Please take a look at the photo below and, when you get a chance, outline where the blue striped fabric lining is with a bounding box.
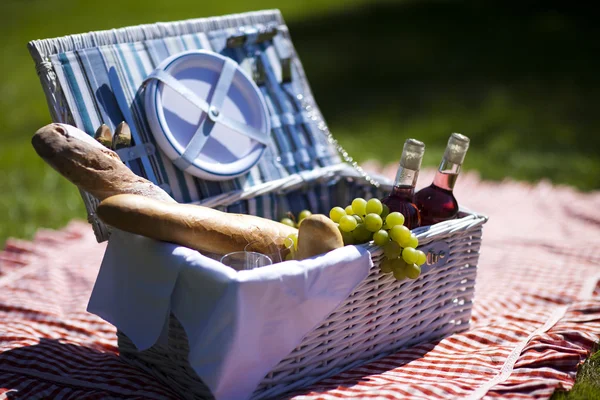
[49,25,345,217]
[211,178,386,221]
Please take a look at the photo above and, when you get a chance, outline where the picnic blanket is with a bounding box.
[1,168,599,399]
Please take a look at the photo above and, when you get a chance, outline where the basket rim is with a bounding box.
[27,9,285,61]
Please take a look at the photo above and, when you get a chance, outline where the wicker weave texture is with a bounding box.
[117,212,485,400]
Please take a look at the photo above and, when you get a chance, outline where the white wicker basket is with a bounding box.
[115,205,485,400]
[28,9,488,399]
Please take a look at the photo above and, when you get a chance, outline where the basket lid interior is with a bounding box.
[40,11,343,204]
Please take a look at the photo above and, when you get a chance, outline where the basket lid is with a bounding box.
[144,50,271,181]
[38,12,343,204]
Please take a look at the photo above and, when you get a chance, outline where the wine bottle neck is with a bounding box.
[394,166,419,189]
[433,158,461,191]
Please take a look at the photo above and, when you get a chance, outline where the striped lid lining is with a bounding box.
[49,27,341,205]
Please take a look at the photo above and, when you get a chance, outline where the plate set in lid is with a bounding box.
[144,50,271,181]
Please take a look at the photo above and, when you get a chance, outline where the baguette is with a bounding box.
[97,194,298,256]
[31,123,174,203]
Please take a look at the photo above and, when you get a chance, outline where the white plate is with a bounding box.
[144,50,270,180]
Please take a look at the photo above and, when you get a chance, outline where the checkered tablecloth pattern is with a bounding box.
[1,169,599,399]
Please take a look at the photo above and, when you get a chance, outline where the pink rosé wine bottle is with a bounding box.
[414,133,470,226]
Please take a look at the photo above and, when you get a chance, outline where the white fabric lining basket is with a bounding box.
[114,204,485,400]
[28,9,488,400]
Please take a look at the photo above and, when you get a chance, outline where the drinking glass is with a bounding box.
[244,236,294,264]
[220,251,272,271]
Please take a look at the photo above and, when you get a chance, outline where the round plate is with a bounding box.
[144,50,270,180]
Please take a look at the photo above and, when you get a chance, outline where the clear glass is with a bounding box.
[394,166,419,189]
[244,236,294,264]
[220,251,273,271]
[433,159,461,190]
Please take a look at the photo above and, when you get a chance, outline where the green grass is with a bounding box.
[1,0,600,246]
[0,141,85,243]
[0,1,598,394]
[551,343,600,400]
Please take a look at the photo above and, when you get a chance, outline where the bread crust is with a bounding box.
[97,194,298,256]
[297,214,344,259]
[31,123,174,203]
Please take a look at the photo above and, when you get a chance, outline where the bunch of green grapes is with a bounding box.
[329,198,427,281]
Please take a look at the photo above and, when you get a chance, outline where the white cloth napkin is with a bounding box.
[88,231,372,400]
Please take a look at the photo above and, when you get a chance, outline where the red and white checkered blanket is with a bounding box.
[1,169,599,399]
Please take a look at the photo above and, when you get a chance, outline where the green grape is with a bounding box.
[340,229,355,245]
[393,269,407,281]
[405,263,421,279]
[373,229,390,246]
[383,240,402,259]
[345,205,354,215]
[380,258,394,273]
[352,214,363,223]
[389,225,411,245]
[329,206,346,223]
[287,232,298,251]
[280,217,296,228]
[415,250,427,266]
[407,234,419,249]
[352,223,372,243]
[391,258,408,280]
[298,209,312,221]
[364,213,383,232]
[385,212,405,228]
[391,257,408,271]
[397,232,414,248]
[402,247,418,264]
[366,198,383,215]
[339,215,358,232]
[381,203,390,219]
[351,198,367,216]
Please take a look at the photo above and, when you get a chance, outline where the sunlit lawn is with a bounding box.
[2,0,599,245]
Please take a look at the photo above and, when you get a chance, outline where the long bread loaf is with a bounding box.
[97,194,298,256]
[31,123,174,203]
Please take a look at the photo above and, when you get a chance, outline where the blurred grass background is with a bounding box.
[1,0,599,246]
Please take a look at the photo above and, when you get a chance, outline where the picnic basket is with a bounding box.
[28,9,488,399]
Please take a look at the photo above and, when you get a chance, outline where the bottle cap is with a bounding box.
[400,138,425,170]
[443,133,470,165]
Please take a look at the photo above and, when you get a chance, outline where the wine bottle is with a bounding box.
[414,133,470,226]
[381,139,425,229]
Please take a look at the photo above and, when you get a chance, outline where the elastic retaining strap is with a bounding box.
[116,143,155,163]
